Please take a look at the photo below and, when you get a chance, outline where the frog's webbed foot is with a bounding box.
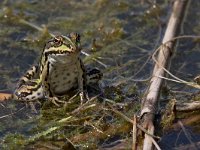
[79,91,89,105]
[49,97,65,107]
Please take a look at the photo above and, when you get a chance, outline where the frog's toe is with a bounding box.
[50,97,65,107]
[79,91,89,105]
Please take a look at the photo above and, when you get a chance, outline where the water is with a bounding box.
[0,0,200,149]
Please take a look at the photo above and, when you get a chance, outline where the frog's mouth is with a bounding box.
[45,49,73,55]
[44,47,78,57]
[44,48,79,60]
[48,52,78,64]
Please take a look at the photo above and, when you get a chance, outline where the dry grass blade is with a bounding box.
[71,95,99,114]
[178,121,197,149]
[132,115,137,150]
[0,106,25,119]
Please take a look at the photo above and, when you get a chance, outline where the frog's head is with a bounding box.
[44,33,81,55]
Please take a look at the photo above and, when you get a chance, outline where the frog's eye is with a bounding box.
[53,36,63,47]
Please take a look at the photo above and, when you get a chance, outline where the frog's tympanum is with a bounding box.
[14,33,102,106]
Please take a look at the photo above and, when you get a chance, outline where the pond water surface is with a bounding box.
[0,0,200,149]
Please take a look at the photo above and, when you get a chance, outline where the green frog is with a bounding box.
[14,33,102,106]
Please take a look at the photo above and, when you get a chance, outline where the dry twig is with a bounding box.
[132,115,137,150]
[140,0,190,149]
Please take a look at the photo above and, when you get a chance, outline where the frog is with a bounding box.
[14,33,103,106]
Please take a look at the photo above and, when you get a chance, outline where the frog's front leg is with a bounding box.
[43,83,65,106]
[78,59,89,105]
[43,83,67,106]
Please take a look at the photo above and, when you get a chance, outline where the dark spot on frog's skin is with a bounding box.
[66,73,70,76]
[54,85,58,89]
[67,81,71,84]
[63,76,67,80]
[26,98,29,100]
[74,70,77,73]
[24,73,33,80]
[26,81,37,86]
[37,92,41,96]
[62,83,66,87]
[54,74,58,78]
[31,96,36,99]
[52,81,56,85]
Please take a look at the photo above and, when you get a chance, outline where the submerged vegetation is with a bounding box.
[0,0,200,149]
